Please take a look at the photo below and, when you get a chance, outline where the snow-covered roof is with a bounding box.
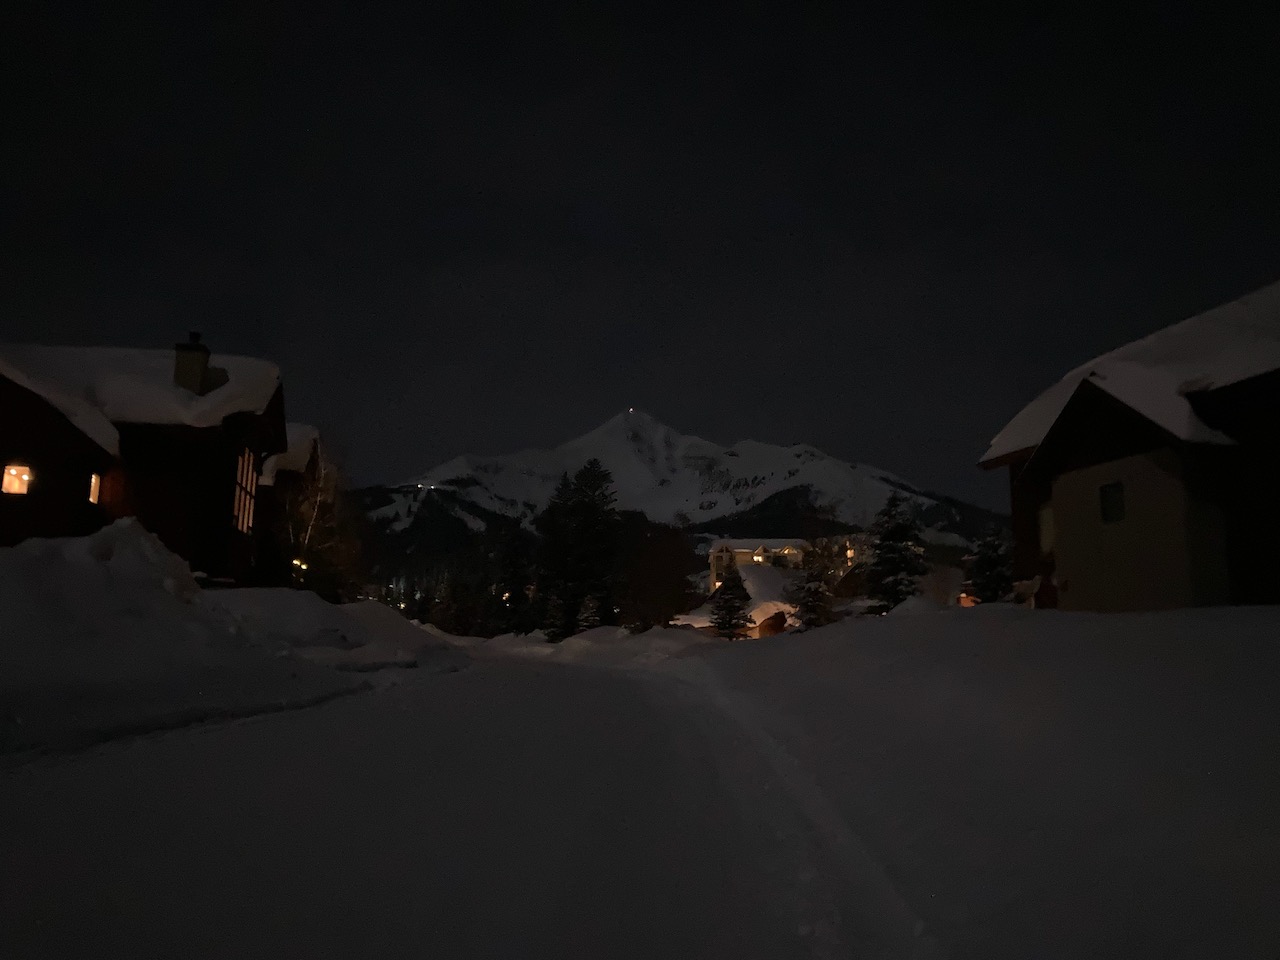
[711,538,809,553]
[260,423,320,486]
[0,353,120,455]
[0,344,281,436]
[981,280,1280,464]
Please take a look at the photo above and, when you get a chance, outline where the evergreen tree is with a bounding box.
[532,460,621,639]
[865,492,929,613]
[969,527,1013,603]
[710,564,754,638]
[785,566,834,630]
[577,594,603,630]
[542,592,571,641]
[569,458,620,621]
[535,474,578,639]
[614,514,700,632]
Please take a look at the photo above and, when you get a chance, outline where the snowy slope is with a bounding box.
[368,409,974,539]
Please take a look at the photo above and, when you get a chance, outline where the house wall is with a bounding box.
[1188,370,1280,604]
[709,546,805,587]
[117,423,258,582]
[0,376,120,546]
[1006,457,1052,589]
[1222,444,1280,604]
[1050,447,1229,611]
[1007,383,1190,610]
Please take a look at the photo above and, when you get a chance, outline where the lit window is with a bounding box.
[233,448,257,533]
[89,473,101,504]
[3,464,32,495]
[752,554,764,563]
[1038,504,1056,556]
[1100,482,1125,524]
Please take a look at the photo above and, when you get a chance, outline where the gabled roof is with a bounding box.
[261,422,320,486]
[0,353,120,455]
[981,280,1280,465]
[712,538,810,552]
[0,344,281,440]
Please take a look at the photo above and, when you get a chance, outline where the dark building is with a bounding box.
[980,281,1280,611]
[0,356,125,543]
[0,336,287,583]
[255,421,321,584]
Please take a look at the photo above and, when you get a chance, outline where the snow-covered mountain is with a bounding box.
[363,410,995,545]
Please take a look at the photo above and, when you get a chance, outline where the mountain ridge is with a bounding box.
[361,409,1002,545]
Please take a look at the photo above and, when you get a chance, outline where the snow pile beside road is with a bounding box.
[0,521,459,754]
[431,624,716,667]
[689,604,1280,957]
[209,590,465,673]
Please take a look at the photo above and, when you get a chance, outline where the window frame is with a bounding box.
[3,464,33,495]
[1099,481,1126,524]
[233,448,257,533]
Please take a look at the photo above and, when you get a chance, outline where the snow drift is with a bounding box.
[0,521,462,754]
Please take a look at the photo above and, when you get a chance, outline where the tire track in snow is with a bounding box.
[647,659,945,960]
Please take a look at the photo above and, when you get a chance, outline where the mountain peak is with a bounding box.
[561,408,685,451]
[378,412,995,544]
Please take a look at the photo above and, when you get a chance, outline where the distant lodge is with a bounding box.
[0,334,319,585]
[981,280,1280,611]
[709,536,868,591]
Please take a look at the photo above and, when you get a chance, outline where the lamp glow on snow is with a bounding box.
[3,464,32,494]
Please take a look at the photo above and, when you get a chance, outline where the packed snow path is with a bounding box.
[1,661,882,960]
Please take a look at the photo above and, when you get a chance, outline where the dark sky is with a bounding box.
[5,4,1278,509]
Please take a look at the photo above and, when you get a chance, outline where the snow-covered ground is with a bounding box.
[4,563,1279,956]
[359,607,1280,956]
[0,521,461,754]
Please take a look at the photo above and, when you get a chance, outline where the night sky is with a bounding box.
[5,4,1278,508]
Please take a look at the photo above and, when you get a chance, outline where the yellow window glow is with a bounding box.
[89,473,101,504]
[3,464,32,495]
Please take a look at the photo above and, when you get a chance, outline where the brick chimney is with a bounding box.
[174,331,210,395]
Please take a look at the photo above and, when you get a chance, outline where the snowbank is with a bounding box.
[431,624,717,668]
[210,589,466,673]
[0,521,461,754]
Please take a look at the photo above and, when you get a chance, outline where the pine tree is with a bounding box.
[577,594,603,630]
[865,492,929,613]
[532,460,621,638]
[969,527,1013,603]
[535,474,578,639]
[785,566,834,630]
[614,515,699,632]
[542,592,571,642]
[710,564,754,638]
